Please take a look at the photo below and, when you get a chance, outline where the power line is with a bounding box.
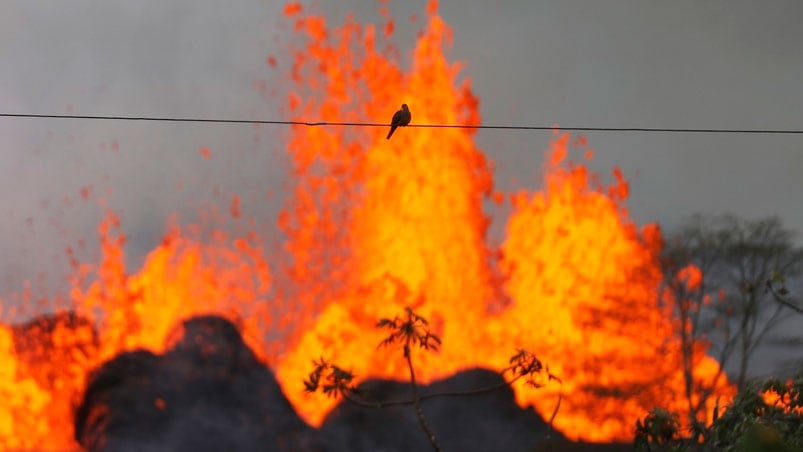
[1,112,802,134]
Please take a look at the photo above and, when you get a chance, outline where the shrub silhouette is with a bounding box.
[634,376,803,451]
[304,306,561,451]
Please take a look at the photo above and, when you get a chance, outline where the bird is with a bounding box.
[386,104,411,140]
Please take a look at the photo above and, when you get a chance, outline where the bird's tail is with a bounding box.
[386,126,397,140]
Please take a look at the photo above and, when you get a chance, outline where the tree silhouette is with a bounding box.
[662,214,803,430]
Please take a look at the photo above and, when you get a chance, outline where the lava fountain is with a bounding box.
[275,0,734,440]
[0,1,733,449]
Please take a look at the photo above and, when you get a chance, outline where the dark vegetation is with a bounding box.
[634,376,802,451]
[637,214,803,451]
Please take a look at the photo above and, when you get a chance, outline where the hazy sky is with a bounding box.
[1,1,801,369]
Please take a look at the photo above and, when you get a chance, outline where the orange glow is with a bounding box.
[677,264,703,291]
[0,1,735,449]
[274,0,733,441]
[0,211,282,450]
[0,324,63,450]
[762,381,803,415]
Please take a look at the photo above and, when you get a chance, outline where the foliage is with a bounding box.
[634,376,803,451]
[661,214,803,430]
[507,348,562,389]
[303,358,356,399]
[634,408,682,449]
[377,306,442,356]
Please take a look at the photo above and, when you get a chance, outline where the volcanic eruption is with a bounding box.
[0,1,734,450]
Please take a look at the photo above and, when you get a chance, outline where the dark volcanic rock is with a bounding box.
[74,315,318,452]
[319,368,565,452]
[72,315,630,452]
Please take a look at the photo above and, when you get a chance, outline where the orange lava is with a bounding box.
[762,380,803,415]
[0,1,734,449]
[275,0,733,441]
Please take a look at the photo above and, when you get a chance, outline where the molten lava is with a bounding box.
[0,1,734,449]
[275,0,733,440]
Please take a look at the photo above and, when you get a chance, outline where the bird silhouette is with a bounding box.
[386,104,411,140]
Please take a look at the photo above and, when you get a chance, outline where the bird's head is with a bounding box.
[401,103,409,111]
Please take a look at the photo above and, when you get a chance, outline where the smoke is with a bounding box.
[0,1,289,307]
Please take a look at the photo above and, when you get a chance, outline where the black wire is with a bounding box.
[1,113,802,134]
